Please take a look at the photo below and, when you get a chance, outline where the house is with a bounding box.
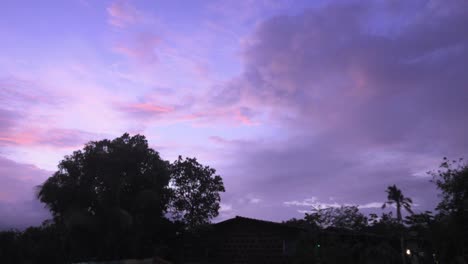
[181,216,305,264]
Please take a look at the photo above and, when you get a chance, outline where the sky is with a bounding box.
[1,0,468,229]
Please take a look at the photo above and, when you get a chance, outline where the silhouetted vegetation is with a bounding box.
[0,135,466,264]
[0,134,224,263]
[284,158,468,264]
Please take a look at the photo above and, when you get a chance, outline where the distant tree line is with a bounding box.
[0,134,225,263]
[284,157,468,264]
[0,132,466,263]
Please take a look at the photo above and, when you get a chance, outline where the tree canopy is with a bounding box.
[429,157,468,215]
[169,156,225,229]
[428,158,468,262]
[38,134,171,221]
[304,205,368,231]
[382,185,413,223]
[35,133,225,261]
[3,147,467,263]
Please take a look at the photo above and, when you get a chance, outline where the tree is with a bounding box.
[382,185,413,264]
[430,157,468,215]
[169,156,225,229]
[36,133,226,261]
[428,157,468,263]
[304,205,368,231]
[37,133,172,260]
[382,185,413,223]
[368,212,400,238]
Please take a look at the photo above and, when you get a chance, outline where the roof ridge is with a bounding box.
[215,215,305,230]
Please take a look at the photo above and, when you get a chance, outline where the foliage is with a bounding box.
[0,221,67,263]
[382,185,413,222]
[3,150,468,263]
[283,217,319,230]
[37,133,172,260]
[382,185,414,264]
[38,133,171,220]
[32,133,224,261]
[304,205,368,231]
[429,157,468,215]
[367,212,400,237]
[169,156,225,229]
[428,157,468,263]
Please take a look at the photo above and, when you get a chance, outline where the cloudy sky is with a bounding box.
[1,0,467,229]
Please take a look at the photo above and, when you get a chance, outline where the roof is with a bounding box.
[214,215,305,232]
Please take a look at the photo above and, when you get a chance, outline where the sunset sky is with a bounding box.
[1,0,467,229]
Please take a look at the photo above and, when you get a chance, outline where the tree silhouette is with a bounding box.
[382,185,413,223]
[37,133,171,259]
[382,185,413,264]
[304,205,368,231]
[428,157,468,262]
[35,133,225,261]
[169,156,225,229]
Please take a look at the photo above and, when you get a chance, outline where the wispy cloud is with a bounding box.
[107,0,143,28]
[112,33,160,64]
[284,197,383,210]
[0,128,106,149]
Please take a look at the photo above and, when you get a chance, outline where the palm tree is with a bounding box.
[382,185,413,264]
[382,185,413,223]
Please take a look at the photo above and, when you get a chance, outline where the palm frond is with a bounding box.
[403,204,413,215]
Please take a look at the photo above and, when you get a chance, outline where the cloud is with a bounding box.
[112,33,160,65]
[0,108,22,138]
[217,203,236,221]
[284,197,383,210]
[0,127,106,149]
[359,202,384,209]
[0,77,59,108]
[107,0,143,28]
[116,93,259,127]
[0,156,52,229]
[1,76,112,149]
[118,102,174,118]
[2,0,467,226]
[205,0,467,221]
[234,107,258,126]
[219,203,233,213]
[249,197,262,204]
[0,77,94,149]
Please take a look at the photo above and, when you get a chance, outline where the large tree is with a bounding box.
[37,133,171,259]
[36,133,225,261]
[429,158,468,263]
[38,134,171,220]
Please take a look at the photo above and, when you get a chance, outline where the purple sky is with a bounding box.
[1,0,468,229]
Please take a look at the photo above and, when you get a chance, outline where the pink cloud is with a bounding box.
[116,93,258,127]
[209,136,229,144]
[234,107,257,126]
[0,127,105,149]
[107,0,141,28]
[113,33,160,64]
[119,102,174,115]
[0,135,36,145]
